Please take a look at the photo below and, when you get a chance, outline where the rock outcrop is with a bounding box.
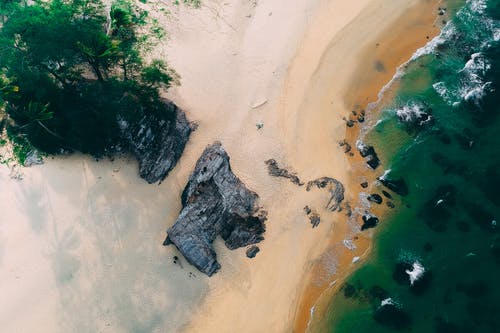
[377,175,409,196]
[361,214,379,230]
[306,177,345,212]
[246,246,260,258]
[265,159,304,186]
[368,193,383,204]
[120,101,192,184]
[357,141,380,169]
[164,142,267,276]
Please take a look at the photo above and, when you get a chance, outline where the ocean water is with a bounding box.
[322,0,500,332]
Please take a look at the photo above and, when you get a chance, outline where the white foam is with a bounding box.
[343,239,357,251]
[379,169,392,180]
[405,261,425,285]
[381,298,395,307]
[395,102,431,125]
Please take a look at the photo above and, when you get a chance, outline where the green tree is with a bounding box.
[0,0,178,157]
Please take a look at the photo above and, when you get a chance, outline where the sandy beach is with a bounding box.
[0,0,441,332]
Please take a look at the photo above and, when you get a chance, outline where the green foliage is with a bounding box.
[183,0,201,8]
[0,0,179,159]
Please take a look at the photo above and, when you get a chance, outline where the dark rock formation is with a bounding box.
[373,302,412,330]
[377,175,409,196]
[309,212,321,228]
[304,206,321,228]
[306,177,345,212]
[120,101,192,183]
[265,159,304,186]
[368,193,383,204]
[357,111,365,123]
[361,214,379,230]
[339,140,352,154]
[382,190,393,199]
[246,246,260,258]
[357,142,380,169]
[164,142,267,276]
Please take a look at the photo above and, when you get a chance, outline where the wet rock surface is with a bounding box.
[368,193,383,204]
[361,214,379,231]
[304,206,321,228]
[164,142,267,276]
[246,245,260,258]
[121,101,192,183]
[265,159,304,186]
[306,177,345,212]
[357,142,380,169]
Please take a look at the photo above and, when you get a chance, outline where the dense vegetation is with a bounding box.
[0,0,178,163]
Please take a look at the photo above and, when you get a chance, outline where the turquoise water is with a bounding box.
[323,0,500,332]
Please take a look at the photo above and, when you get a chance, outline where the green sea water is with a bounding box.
[321,0,500,332]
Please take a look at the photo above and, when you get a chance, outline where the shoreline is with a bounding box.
[0,1,444,332]
[296,1,444,332]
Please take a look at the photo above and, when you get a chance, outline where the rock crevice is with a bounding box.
[164,142,266,276]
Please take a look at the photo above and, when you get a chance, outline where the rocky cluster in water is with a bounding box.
[164,142,267,276]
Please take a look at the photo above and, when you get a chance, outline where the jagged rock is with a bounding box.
[357,141,380,169]
[339,140,352,154]
[120,101,192,183]
[361,214,379,230]
[265,159,304,186]
[306,177,345,212]
[377,175,409,196]
[23,150,43,167]
[246,245,260,258]
[368,193,383,204]
[309,212,321,228]
[164,142,267,276]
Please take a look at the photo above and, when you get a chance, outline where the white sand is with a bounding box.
[0,0,435,332]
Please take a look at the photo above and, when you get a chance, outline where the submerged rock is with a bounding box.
[164,142,267,276]
[309,212,321,228]
[306,177,345,212]
[373,301,412,330]
[357,141,380,169]
[265,159,304,186]
[120,101,192,183]
[377,174,409,196]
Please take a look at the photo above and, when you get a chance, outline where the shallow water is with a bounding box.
[322,0,500,332]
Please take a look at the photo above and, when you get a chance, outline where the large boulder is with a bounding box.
[164,142,267,276]
[120,101,193,183]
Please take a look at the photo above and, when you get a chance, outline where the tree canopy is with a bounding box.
[0,0,178,161]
